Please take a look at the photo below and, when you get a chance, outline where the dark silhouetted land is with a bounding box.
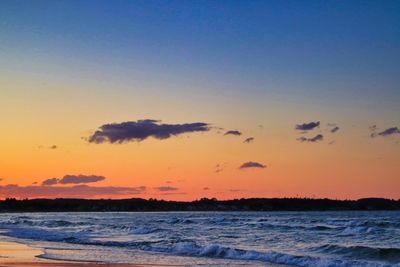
[0,197,399,212]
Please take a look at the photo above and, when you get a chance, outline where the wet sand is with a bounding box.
[0,240,166,267]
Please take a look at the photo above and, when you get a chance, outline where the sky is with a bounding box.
[0,0,399,200]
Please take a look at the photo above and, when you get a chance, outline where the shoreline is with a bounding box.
[0,239,168,267]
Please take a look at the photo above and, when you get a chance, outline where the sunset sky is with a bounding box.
[1,1,399,200]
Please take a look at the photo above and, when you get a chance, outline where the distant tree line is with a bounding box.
[0,197,399,212]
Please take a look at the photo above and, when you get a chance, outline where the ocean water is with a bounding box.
[0,211,399,266]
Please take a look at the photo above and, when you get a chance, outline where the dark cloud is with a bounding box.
[330,126,340,133]
[87,119,210,144]
[0,184,146,199]
[41,175,106,186]
[203,187,210,191]
[243,137,254,143]
[42,178,59,186]
[224,130,242,136]
[297,134,324,143]
[295,121,320,131]
[59,175,105,184]
[50,145,58,149]
[372,127,400,138]
[154,186,179,192]
[239,161,266,169]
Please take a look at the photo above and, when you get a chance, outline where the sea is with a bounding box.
[0,211,399,266]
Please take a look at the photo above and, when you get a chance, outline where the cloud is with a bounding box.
[0,184,146,199]
[372,127,400,138]
[229,189,243,192]
[297,134,324,143]
[59,175,105,184]
[295,121,320,131]
[41,175,106,186]
[203,187,210,191]
[330,126,340,133]
[42,178,59,186]
[224,130,242,136]
[39,145,58,150]
[239,161,266,169]
[87,119,210,144]
[154,186,179,192]
[214,163,226,173]
[243,137,254,143]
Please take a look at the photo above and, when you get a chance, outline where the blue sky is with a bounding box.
[0,1,399,199]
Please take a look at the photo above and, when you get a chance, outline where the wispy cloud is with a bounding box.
[243,137,254,143]
[224,130,242,136]
[154,186,179,192]
[214,163,226,173]
[239,161,266,169]
[297,134,324,143]
[42,178,59,186]
[0,184,146,199]
[39,145,58,150]
[371,127,400,138]
[330,126,340,133]
[87,119,210,144]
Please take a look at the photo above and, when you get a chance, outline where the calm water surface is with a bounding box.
[0,211,399,266]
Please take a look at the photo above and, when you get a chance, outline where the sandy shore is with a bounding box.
[0,240,167,267]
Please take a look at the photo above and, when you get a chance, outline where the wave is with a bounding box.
[1,212,400,267]
[316,244,400,263]
[2,218,88,228]
[171,243,395,267]
[1,225,396,267]
[130,227,159,235]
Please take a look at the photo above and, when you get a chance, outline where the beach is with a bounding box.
[0,240,161,267]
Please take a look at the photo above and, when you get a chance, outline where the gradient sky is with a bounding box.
[1,0,399,200]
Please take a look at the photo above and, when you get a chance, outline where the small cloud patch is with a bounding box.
[330,126,340,133]
[154,186,179,192]
[243,137,254,143]
[224,130,242,136]
[371,127,400,138]
[239,161,266,169]
[297,134,324,143]
[42,178,59,186]
[295,121,320,131]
